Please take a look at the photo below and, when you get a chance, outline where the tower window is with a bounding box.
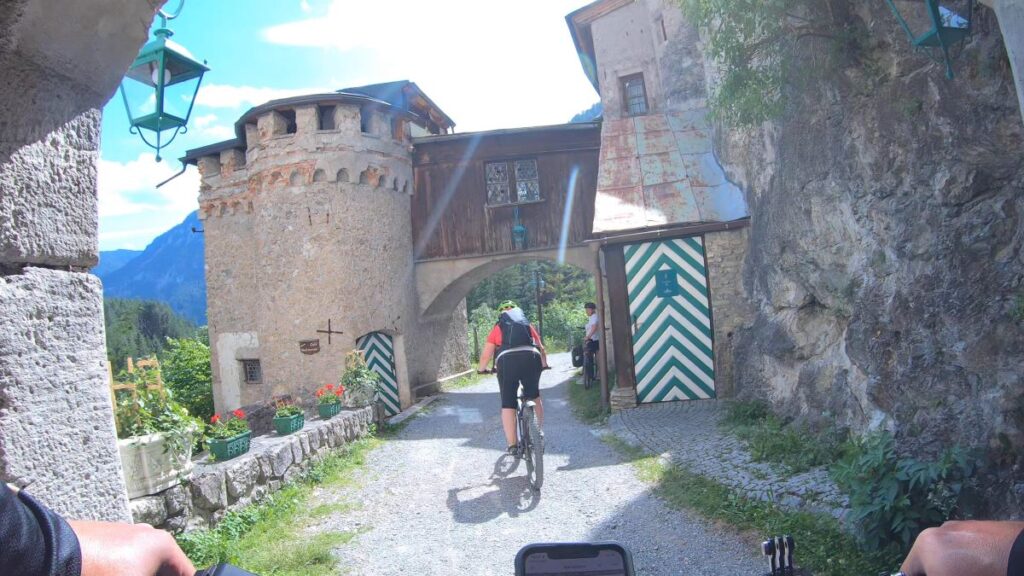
[241,359,262,385]
[318,105,336,130]
[622,74,648,116]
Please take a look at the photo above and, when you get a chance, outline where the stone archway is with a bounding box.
[414,245,597,321]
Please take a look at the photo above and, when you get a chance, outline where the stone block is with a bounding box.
[190,471,227,511]
[0,268,129,521]
[299,434,311,458]
[130,496,167,526]
[308,429,321,451]
[164,514,188,533]
[0,110,100,267]
[225,457,260,500]
[163,484,190,516]
[290,438,303,463]
[256,453,273,483]
[268,480,282,492]
[268,442,294,478]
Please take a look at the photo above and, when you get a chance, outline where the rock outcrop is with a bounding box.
[718,4,1023,513]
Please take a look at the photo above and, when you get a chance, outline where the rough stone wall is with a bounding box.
[0,0,163,522]
[406,300,471,397]
[713,5,1024,511]
[129,407,373,532]
[200,101,432,415]
[705,228,754,398]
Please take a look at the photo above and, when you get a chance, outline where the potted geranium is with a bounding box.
[340,350,382,408]
[316,383,345,419]
[115,379,201,499]
[272,400,304,435]
[206,409,251,461]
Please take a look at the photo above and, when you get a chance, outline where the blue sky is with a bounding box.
[99,0,600,251]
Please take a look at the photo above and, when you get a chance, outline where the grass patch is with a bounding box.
[177,436,380,574]
[603,436,901,576]
[441,372,486,392]
[568,377,609,425]
[721,400,848,474]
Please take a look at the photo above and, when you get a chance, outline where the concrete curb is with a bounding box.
[386,394,440,426]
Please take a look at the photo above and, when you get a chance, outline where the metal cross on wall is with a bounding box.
[316,319,344,344]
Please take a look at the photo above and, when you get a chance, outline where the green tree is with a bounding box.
[104,298,195,371]
[161,335,214,422]
[679,0,849,126]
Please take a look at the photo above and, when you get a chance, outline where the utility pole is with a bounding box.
[534,268,544,341]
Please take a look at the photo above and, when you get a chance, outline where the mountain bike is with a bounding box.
[515,390,544,491]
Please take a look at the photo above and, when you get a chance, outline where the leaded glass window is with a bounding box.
[486,159,541,206]
[486,161,510,205]
[622,74,648,116]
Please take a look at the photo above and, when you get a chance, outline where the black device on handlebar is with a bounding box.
[195,565,258,576]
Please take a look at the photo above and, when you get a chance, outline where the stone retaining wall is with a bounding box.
[128,407,373,532]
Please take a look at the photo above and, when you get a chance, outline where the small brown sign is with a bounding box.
[299,339,321,355]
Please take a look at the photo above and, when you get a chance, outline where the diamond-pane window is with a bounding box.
[242,359,262,385]
[486,159,541,206]
[622,74,648,116]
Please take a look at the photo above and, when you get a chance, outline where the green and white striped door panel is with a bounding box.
[624,236,716,403]
[356,332,400,416]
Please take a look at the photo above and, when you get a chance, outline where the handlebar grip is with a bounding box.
[195,565,259,576]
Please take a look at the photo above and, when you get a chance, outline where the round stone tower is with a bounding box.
[188,83,458,417]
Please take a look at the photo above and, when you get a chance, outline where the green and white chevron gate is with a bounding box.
[356,332,400,416]
[625,236,716,403]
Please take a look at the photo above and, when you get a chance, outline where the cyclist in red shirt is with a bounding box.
[477,301,549,454]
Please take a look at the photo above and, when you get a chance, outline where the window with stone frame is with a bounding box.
[485,159,541,206]
[241,359,262,385]
[621,73,649,116]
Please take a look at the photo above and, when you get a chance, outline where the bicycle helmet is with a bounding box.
[497,300,518,312]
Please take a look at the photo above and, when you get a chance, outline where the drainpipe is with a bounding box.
[982,0,1024,126]
[595,246,610,411]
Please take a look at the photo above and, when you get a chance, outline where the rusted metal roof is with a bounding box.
[592,109,748,234]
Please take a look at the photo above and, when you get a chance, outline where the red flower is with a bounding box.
[316,389,324,397]
[326,383,334,390]
[232,409,245,419]
[211,414,221,424]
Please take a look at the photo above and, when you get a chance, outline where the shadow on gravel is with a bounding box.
[445,454,541,524]
[392,378,628,473]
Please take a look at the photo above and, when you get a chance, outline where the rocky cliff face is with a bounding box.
[717,5,1024,511]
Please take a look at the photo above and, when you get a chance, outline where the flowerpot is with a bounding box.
[273,413,304,435]
[318,402,342,419]
[118,428,196,499]
[207,431,251,462]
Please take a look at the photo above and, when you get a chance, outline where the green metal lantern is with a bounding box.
[512,207,528,250]
[884,0,974,79]
[119,1,208,161]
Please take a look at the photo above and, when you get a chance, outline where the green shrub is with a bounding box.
[722,400,847,473]
[162,335,214,422]
[832,431,976,551]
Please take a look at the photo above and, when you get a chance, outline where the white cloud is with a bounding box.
[300,0,312,14]
[259,1,599,132]
[98,153,201,249]
[195,83,332,109]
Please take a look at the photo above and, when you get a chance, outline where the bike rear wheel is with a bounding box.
[523,404,544,490]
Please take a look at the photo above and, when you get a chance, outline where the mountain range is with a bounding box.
[96,211,207,325]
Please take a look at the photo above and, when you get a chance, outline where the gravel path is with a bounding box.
[310,352,765,575]
[610,401,847,518]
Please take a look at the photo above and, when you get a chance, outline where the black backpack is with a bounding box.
[497,307,534,352]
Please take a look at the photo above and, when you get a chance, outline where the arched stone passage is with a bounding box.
[414,245,596,321]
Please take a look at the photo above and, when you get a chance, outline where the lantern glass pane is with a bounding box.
[121,76,158,121]
[162,75,201,124]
